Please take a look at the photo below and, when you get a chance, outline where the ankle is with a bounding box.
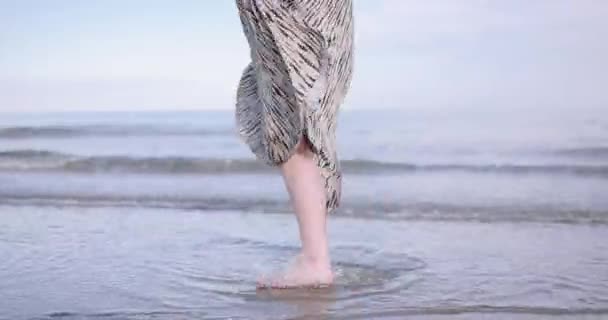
[299,250,331,267]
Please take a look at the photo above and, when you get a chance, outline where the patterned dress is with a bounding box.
[235,0,354,213]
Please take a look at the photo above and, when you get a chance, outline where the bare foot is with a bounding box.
[257,254,334,289]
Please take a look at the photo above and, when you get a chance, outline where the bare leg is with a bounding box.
[257,137,333,288]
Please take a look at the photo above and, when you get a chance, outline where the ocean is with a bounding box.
[1,107,607,319]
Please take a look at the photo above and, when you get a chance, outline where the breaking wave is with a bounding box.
[0,125,231,139]
[1,149,608,177]
[1,192,607,225]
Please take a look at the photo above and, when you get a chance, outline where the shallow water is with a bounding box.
[1,108,607,319]
[1,207,608,320]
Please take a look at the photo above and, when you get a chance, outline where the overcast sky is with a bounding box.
[1,0,607,113]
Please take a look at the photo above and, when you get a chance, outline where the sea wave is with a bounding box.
[1,193,607,225]
[0,125,231,138]
[1,149,608,177]
[552,146,608,159]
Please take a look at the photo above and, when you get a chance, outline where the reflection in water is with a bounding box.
[256,287,338,320]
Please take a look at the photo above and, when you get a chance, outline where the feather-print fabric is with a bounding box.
[235,0,354,213]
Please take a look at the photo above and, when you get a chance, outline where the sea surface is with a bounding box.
[1,107,607,319]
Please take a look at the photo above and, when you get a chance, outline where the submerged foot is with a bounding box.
[257,253,334,289]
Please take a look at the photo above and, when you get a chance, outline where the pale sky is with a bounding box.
[1,0,607,112]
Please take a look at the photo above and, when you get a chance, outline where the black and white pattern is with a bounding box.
[235,0,354,213]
